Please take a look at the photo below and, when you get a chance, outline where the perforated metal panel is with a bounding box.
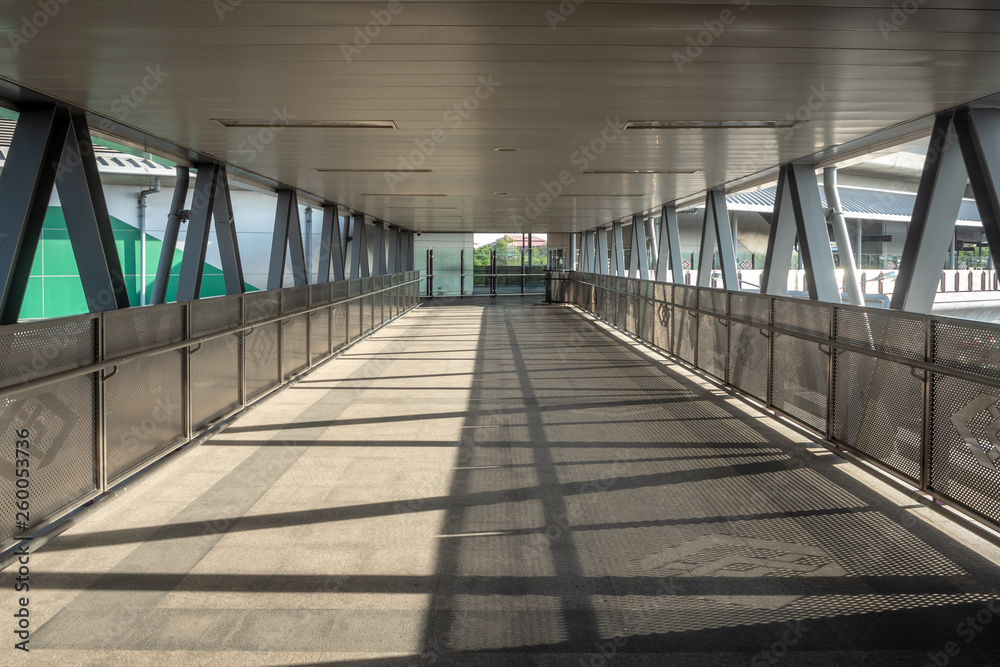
[104,303,185,358]
[310,283,331,308]
[244,290,280,325]
[331,281,349,304]
[373,290,384,327]
[932,319,1000,383]
[772,334,829,432]
[834,352,922,482]
[728,323,769,402]
[190,296,241,337]
[698,312,728,381]
[349,299,362,343]
[190,334,240,430]
[362,296,373,335]
[0,315,97,387]
[0,375,98,543]
[282,315,309,379]
[245,322,280,399]
[698,288,727,316]
[674,307,697,365]
[331,303,349,351]
[105,352,185,483]
[282,285,310,315]
[653,300,672,355]
[930,373,1000,526]
[310,308,331,363]
[638,293,655,344]
[729,293,770,326]
[836,307,924,361]
[675,284,697,310]
[773,298,830,339]
[624,280,638,334]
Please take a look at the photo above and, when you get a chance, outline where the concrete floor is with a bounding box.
[5,298,1000,666]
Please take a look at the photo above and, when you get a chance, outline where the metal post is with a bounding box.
[490,248,497,296]
[824,167,864,306]
[570,233,578,271]
[629,213,649,279]
[427,248,434,297]
[212,167,246,295]
[596,228,610,275]
[152,167,190,304]
[521,234,526,294]
[611,221,625,277]
[460,249,465,296]
[177,164,221,301]
[305,207,313,279]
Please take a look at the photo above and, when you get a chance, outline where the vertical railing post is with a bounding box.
[98,312,108,493]
[184,302,193,440]
[460,249,465,297]
[922,314,933,492]
[239,296,247,407]
[826,302,836,441]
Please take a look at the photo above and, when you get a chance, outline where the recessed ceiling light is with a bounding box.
[360,193,448,197]
[316,168,430,173]
[494,147,519,152]
[580,169,702,175]
[558,194,647,198]
[494,192,510,195]
[386,206,457,210]
[623,120,805,130]
[212,119,398,129]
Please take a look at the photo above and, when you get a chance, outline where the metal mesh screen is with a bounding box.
[773,299,830,339]
[836,308,924,362]
[282,285,310,315]
[105,352,185,483]
[310,308,331,363]
[728,323,769,402]
[675,284,697,309]
[331,281,349,304]
[638,294,655,344]
[772,333,829,432]
[332,303,349,351]
[244,290,280,325]
[698,288,727,316]
[245,322,280,400]
[190,335,240,430]
[833,352,922,482]
[0,375,98,543]
[310,283,331,308]
[674,307,697,365]
[929,373,1000,526]
[932,319,1000,383]
[0,316,97,387]
[362,296,373,335]
[190,296,241,337]
[283,315,309,379]
[349,299,362,343]
[730,293,770,326]
[698,313,728,381]
[104,304,185,358]
[374,290,384,327]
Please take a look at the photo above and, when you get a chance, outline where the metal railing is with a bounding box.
[0,271,422,552]
[560,271,1000,534]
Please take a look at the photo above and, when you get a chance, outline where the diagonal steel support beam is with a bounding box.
[267,189,308,290]
[891,114,967,313]
[611,221,625,277]
[387,225,400,274]
[596,228,610,275]
[372,221,387,276]
[0,106,71,323]
[57,113,131,312]
[761,165,797,296]
[697,190,738,288]
[628,213,649,279]
[956,108,1000,279]
[318,204,339,282]
[176,164,221,301]
[212,166,245,295]
[655,205,684,283]
[350,213,371,279]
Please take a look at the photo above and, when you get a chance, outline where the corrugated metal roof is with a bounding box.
[726,185,982,224]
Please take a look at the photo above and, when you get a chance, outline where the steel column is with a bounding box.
[786,164,839,302]
[628,213,649,279]
[318,204,337,282]
[350,213,371,279]
[387,225,400,274]
[891,115,967,313]
[611,221,626,277]
[761,165,798,296]
[152,166,189,304]
[176,164,221,301]
[57,113,131,311]
[645,215,658,272]
[212,166,245,295]
[0,106,71,323]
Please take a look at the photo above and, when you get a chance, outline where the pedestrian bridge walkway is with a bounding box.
[5,298,1000,666]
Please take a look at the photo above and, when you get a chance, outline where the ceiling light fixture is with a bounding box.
[212,119,398,129]
[558,194,647,198]
[580,169,702,175]
[623,120,805,130]
[360,193,448,197]
[493,147,519,152]
[316,168,430,173]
